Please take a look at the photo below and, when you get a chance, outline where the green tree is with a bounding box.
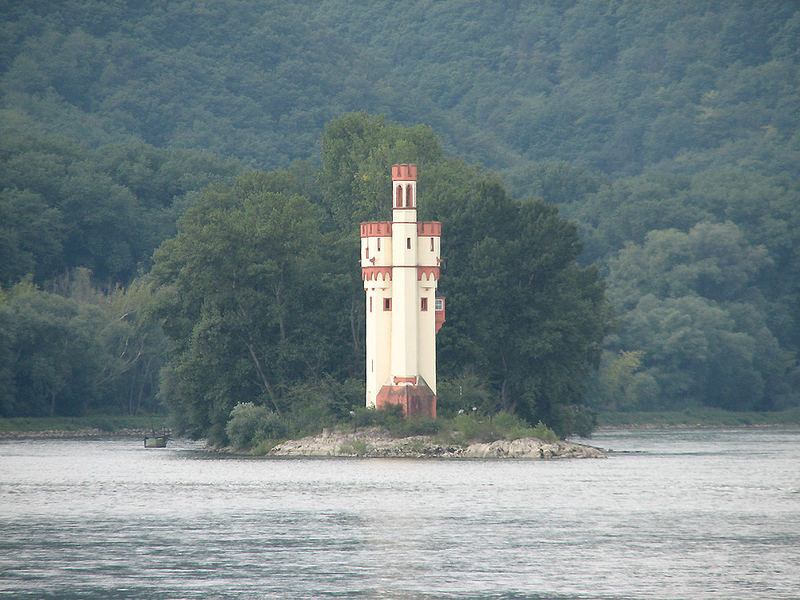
[424,163,611,436]
[150,173,342,441]
[0,280,103,417]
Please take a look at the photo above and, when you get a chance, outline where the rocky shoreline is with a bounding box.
[267,427,605,459]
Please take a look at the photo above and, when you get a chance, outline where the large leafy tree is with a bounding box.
[422,163,610,435]
[150,173,348,441]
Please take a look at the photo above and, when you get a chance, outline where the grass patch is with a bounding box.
[251,438,281,456]
[339,439,369,456]
[445,412,558,443]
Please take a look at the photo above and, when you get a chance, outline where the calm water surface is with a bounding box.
[1,428,798,599]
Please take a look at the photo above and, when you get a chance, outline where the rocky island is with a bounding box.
[268,427,604,459]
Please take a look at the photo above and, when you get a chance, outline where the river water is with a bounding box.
[1,428,798,599]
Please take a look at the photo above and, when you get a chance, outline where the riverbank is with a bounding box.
[0,415,169,439]
[266,426,605,459]
[595,407,800,429]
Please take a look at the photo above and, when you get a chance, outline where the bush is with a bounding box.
[447,411,559,443]
[529,421,559,442]
[449,413,498,443]
[225,402,288,450]
[351,404,404,430]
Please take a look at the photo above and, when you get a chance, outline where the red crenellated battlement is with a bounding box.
[360,221,392,237]
[418,221,441,236]
[392,164,417,181]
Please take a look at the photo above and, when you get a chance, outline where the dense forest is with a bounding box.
[1,1,798,438]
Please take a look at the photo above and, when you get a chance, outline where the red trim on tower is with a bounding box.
[376,383,436,419]
[361,222,392,237]
[417,266,440,281]
[362,266,392,281]
[417,222,441,236]
[392,164,418,181]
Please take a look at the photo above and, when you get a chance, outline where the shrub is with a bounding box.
[447,411,559,443]
[351,404,404,430]
[449,413,498,443]
[225,402,288,450]
[395,417,442,437]
[529,421,559,442]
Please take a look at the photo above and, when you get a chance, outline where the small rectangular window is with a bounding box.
[435,298,444,311]
[430,238,434,251]
[384,298,391,311]
[421,298,428,311]
[370,296,373,312]
[377,238,381,251]
[407,237,411,250]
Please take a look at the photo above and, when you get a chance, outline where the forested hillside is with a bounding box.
[3,2,797,174]
[1,1,798,431]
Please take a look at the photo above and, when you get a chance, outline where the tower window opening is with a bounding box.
[421,297,428,311]
[370,296,373,312]
[395,185,402,207]
[407,237,411,249]
[384,298,392,311]
[430,238,434,251]
[435,298,444,311]
[377,238,381,251]
[406,184,413,207]
[365,246,369,259]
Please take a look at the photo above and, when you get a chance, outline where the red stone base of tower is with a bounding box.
[376,381,437,419]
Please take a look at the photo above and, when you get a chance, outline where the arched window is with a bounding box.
[406,184,413,207]
[395,185,402,207]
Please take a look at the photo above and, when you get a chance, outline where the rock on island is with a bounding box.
[268,427,604,459]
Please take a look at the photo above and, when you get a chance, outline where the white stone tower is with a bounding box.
[360,164,444,418]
